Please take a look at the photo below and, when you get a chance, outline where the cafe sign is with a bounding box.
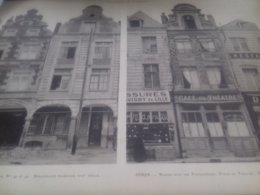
[175,94,241,103]
[127,90,171,103]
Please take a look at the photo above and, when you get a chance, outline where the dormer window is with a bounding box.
[183,15,197,29]
[130,20,142,27]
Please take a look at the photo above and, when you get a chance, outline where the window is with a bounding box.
[0,50,4,59]
[129,20,142,27]
[58,42,77,63]
[142,37,157,53]
[224,112,250,137]
[127,111,168,124]
[182,112,205,137]
[3,28,17,37]
[206,112,224,137]
[26,28,40,36]
[200,40,215,52]
[242,68,260,90]
[183,15,197,29]
[19,43,41,60]
[93,42,112,65]
[176,40,192,53]
[50,69,71,91]
[206,67,226,88]
[230,37,249,51]
[7,70,32,91]
[144,64,160,89]
[182,68,200,89]
[89,69,109,91]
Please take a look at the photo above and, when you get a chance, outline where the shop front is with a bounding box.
[175,93,259,158]
[244,93,260,145]
[127,90,177,161]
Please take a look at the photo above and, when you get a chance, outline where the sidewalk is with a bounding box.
[0,147,116,165]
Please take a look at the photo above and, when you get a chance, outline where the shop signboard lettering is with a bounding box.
[245,95,260,104]
[175,94,240,102]
[127,90,170,103]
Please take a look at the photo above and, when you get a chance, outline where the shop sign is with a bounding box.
[175,94,240,103]
[127,90,171,103]
[245,94,260,105]
[229,53,260,59]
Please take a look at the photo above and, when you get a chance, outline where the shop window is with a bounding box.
[142,37,157,54]
[182,68,200,89]
[206,112,224,137]
[93,42,112,65]
[182,112,205,137]
[160,111,168,122]
[176,40,192,53]
[242,68,260,91]
[200,40,215,52]
[224,112,250,137]
[19,43,41,60]
[183,15,197,29]
[30,113,69,135]
[143,64,160,89]
[7,70,32,91]
[230,37,249,51]
[129,20,142,27]
[142,112,151,123]
[132,112,140,123]
[152,112,159,123]
[50,69,71,91]
[89,68,109,91]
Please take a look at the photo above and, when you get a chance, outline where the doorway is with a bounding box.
[88,111,103,146]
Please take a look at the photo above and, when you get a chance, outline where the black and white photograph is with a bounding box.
[0,0,121,164]
[126,0,260,163]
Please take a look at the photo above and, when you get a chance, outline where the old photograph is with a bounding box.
[126,0,260,163]
[0,1,121,164]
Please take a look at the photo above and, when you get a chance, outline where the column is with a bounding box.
[18,117,32,147]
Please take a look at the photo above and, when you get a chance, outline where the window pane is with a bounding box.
[132,112,139,123]
[50,75,62,90]
[160,111,168,122]
[142,37,157,53]
[142,112,150,123]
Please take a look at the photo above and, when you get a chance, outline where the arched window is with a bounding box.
[183,15,197,29]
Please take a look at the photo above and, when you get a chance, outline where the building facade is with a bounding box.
[222,20,260,146]
[21,5,120,150]
[0,9,52,148]
[163,4,259,159]
[0,5,120,153]
[127,12,177,161]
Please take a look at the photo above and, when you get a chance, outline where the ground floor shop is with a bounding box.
[126,102,177,162]
[174,93,259,159]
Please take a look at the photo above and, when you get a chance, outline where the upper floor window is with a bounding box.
[57,41,77,65]
[183,15,197,29]
[142,36,157,54]
[200,40,216,52]
[143,64,160,89]
[176,40,192,53]
[89,68,109,91]
[182,68,200,89]
[206,67,226,88]
[129,20,142,28]
[19,43,41,60]
[3,28,17,37]
[93,42,112,65]
[242,68,260,91]
[50,69,71,91]
[26,28,40,36]
[230,37,249,51]
[7,70,32,91]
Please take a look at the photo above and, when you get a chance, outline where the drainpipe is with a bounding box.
[71,28,94,155]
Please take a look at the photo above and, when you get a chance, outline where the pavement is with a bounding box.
[0,147,116,165]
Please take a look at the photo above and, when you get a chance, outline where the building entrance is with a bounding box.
[0,109,26,147]
[88,112,103,146]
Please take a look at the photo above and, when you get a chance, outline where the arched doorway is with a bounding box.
[0,106,27,148]
[78,106,114,148]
